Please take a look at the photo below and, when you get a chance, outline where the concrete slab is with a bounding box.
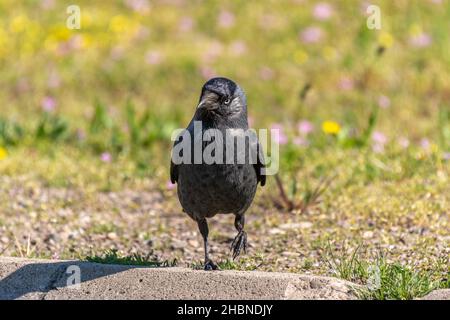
[0,257,361,300]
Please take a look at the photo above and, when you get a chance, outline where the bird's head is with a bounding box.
[195,77,248,125]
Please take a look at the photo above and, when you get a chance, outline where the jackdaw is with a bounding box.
[170,77,266,270]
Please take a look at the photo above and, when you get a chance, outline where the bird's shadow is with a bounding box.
[0,259,154,300]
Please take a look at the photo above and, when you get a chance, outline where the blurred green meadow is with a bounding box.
[0,0,449,298]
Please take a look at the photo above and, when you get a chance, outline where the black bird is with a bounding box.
[170,77,265,270]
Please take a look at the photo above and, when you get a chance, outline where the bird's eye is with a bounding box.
[224,98,231,105]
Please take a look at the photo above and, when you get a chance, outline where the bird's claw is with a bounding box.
[230,230,247,260]
[204,259,219,271]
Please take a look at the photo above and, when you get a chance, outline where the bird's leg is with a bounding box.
[197,218,218,271]
[230,214,248,260]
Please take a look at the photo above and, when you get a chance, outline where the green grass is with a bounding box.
[322,245,449,300]
[86,249,177,268]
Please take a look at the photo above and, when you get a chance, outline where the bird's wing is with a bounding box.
[253,140,266,187]
[170,138,181,184]
[170,157,178,183]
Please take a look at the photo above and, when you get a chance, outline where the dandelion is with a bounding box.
[378,32,394,49]
[321,46,337,61]
[0,147,7,160]
[300,26,323,44]
[313,2,333,21]
[271,123,288,145]
[41,96,56,112]
[294,49,309,65]
[100,152,112,163]
[322,121,341,135]
[297,120,314,136]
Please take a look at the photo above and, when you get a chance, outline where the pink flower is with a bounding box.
[259,14,278,30]
[372,143,385,153]
[300,26,323,44]
[378,95,391,109]
[17,78,30,93]
[372,131,387,153]
[100,152,112,163]
[41,96,56,112]
[313,2,333,21]
[179,16,194,32]
[40,0,55,10]
[110,46,125,60]
[443,152,450,161]
[48,71,60,89]
[372,131,387,144]
[145,50,163,65]
[202,41,223,63]
[293,136,309,147]
[230,40,247,56]
[271,123,288,145]
[76,129,86,141]
[420,138,431,151]
[218,10,235,28]
[398,137,410,149]
[297,120,314,136]
[200,66,217,80]
[125,0,150,13]
[167,181,176,190]
[338,76,354,91]
[259,67,274,81]
[410,33,432,48]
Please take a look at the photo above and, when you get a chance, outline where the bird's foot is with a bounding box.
[230,230,247,260]
[204,259,219,271]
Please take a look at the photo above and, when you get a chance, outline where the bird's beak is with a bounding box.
[197,91,219,111]
[197,100,206,109]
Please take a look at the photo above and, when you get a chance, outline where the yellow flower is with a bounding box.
[409,24,422,37]
[0,147,8,160]
[294,49,309,65]
[378,32,394,48]
[322,121,341,135]
[321,46,337,61]
[110,15,130,33]
[10,14,30,33]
